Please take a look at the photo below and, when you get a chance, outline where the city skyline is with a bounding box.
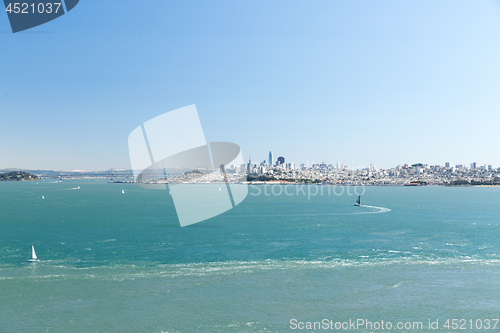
[4,156,497,188]
[2,1,500,170]
[252,152,498,171]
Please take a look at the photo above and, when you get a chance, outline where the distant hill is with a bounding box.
[0,171,39,181]
[0,169,133,179]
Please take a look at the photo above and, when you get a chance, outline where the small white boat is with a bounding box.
[121,189,125,194]
[77,186,80,189]
[41,195,44,199]
[27,245,40,262]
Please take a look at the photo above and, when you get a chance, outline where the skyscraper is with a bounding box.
[277,156,285,165]
[268,151,273,166]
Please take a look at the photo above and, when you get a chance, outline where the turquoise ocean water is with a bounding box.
[1,180,500,332]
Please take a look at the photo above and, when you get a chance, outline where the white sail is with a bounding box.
[31,245,37,260]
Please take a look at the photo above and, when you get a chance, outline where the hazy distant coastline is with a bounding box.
[0,168,133,180]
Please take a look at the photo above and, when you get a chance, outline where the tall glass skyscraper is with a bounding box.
[268,151,273,165]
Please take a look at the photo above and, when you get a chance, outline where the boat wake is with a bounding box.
[230,205,391,218]
[300,205,391,216]
[356,205,391,214]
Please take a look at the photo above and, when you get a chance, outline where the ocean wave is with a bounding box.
[2,256,499,282]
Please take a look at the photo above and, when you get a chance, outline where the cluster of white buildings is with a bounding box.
[148,151,499,186]
[243,154,500,185]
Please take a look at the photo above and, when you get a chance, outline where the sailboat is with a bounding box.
[121,189,125,194]
[354,195,361,206]
[27,245,40,262]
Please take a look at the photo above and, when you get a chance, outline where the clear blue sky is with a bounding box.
[1,0,500,170]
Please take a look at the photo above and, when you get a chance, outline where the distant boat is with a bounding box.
[41,195,44,199]
[77,186,80,189]
[121,189,125,194]
[27,245,39,262]
[354,195,361,206]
